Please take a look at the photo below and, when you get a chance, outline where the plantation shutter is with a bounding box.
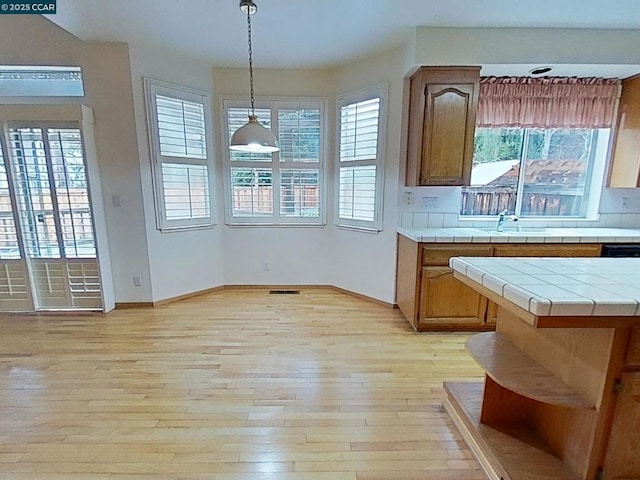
[145,80,214,230]
[337,92,384,230]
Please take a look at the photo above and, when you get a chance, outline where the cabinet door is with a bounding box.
[419,266,488,330]
[405,67,480,187]
[420,83,476,185]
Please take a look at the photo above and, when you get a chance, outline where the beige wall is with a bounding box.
[0,16,153,303]
[212,67,337,289]
[332,48,405,302]
[129,44,225,301]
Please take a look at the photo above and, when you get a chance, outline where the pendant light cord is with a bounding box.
[246,6,255,116]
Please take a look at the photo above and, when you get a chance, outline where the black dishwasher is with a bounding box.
[601,244,640,257]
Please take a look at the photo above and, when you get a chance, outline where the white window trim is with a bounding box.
[144,78,216,232]
[335,83,388,232]
[459,127,609,221]
[221,96,327,227]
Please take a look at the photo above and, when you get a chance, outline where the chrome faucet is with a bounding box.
[497,210,519,232]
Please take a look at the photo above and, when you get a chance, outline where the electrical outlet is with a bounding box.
[621,197,629,208]
[263,262,270,271]
[404,191,413,205]
[133,275,142,287]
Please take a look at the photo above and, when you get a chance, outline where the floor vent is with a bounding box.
[269,290,300,295]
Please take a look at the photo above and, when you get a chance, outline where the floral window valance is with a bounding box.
[477,76,621,128]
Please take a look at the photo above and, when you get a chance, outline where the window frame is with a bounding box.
[0,65,84,98]
[460,126,608,219]
[144,78,216,232]
[221,96,327,227]
[335,84,387,232]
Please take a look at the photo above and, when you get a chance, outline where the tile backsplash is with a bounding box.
[398,186,640,229]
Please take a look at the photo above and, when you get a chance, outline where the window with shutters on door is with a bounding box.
[222,98,326,226]
[336,84,387,231]
[144,79,215,231]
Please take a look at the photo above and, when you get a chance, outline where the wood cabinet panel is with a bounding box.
[602,372,640,479]
[627,327,640,369]
[405,66,480,186]
[419,266,488,329]
[608,74,640,188]
[493,244,602,257]
[421,244,493,266]
[396,235,421,329]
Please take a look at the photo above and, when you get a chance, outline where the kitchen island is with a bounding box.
[445,257,640,480]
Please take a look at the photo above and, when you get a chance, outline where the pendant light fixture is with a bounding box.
[229,0,279,153]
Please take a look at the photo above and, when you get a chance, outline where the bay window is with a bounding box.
[222,99,325,225]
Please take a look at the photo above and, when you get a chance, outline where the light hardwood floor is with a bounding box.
[0,288,485,480]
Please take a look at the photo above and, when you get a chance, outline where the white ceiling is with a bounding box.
[47,0,640,69]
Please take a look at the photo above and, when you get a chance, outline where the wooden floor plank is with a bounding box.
[0,288,483,478]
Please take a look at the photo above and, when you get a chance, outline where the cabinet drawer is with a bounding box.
[422,244,493,266]
[494,244,601,257]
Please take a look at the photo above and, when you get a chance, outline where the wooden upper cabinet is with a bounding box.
[405,66,480,186]
[608,74,640,188]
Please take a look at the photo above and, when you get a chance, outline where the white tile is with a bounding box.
[592,300,638,316]
[602,213,622,227]
[450,235,472,243]
[482,274,507,295]
[489,236,510,243]
[557,284,625,299]
[481,265,521,276]
[465,265,485,284]
[427,213,444,228]
[548,299,595,316]
[400,213,413,228]
[529,297,552,316]
[495,273,548,285]
[443,213,459,227]
[529,274,584,285]
[519,284,578,299]
[449,257,469,273]
[559,274,617,285]
[413,213,428,228]
[508,264,553,275]
[503,284,534,311]
[596,285,640,302]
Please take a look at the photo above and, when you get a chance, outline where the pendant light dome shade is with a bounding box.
[230,115,279,153]
[229,0,280,153]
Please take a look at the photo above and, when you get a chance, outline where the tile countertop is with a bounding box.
[397,226,640,243]
[449,257,640,317]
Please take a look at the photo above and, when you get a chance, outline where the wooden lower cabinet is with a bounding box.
[419,266,490,330]
[396,236,604,332]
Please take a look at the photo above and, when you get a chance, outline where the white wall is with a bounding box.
[0,16,154,303]
[128,45,225,302]
[412,28,640,67]
[332,49,405,303]
[212,67,335,288]
[399,27,640,231]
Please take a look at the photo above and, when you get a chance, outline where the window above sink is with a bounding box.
[460,126,610,218]
[460,76,618,220]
